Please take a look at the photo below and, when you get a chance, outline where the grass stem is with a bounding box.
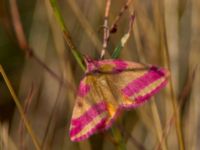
[162,22,185,150]
[0,65,41,150]
[49,0,85,71]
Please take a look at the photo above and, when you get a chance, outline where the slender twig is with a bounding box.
[111,12,135,59]
[9,0,28,51]
[9,0,66,86]
[100,0,111,59]
[101,0,133,59]
[110,0,132,34]
[128,12,135,33]
[19,84,34,150]
[0,65,41,150]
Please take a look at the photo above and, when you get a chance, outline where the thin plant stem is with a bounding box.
[0,65,41,150]
[130,6,167,148]
[162,22,185,150]
[109,0,132,34]
[111,12,135,58]
[149,0,185,148]
[101,0,133,59]
[49,0,85,71]
[156,116,174,150]
[100,0,111,59]
[18,84,34,150]
[151,99,168,150]
[155,65,197,150]
[41,79,62,149]
[9,0,66,86]
[95,0,134,56]
[9,0,28,51]
[67,0,102,53]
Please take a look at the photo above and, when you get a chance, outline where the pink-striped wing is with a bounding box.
[69,76,109,141]
[69,59,169,141]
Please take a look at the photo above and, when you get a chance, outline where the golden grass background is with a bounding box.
[0,0,200,149]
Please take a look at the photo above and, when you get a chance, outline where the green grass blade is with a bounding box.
[49,0,85,71]
[112,44,123,59]
[111,33,130,59]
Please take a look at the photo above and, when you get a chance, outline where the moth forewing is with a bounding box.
[69,59,169,141]
[69,76,109,141]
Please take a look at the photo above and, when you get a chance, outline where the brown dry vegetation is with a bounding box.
[0,0,200,150]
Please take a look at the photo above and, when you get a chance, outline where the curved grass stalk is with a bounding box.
[163,43,185,150]
[0,65,41,150]
[162,20,185,150]
[151,99,168,150]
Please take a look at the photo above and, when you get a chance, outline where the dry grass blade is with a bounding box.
[178,65,198,105]
[156,0,185,148]
[0,65,41,150]
[151,99,168,150]
[100,0,112,58]
[41,80,62,149]
[18,84,34,149]
[67,0,102,53]
[130,2,167,148]
[163,33,185,150]
[9,0,65,86]
[155,65,198,149]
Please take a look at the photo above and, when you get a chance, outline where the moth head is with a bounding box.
[83,55,99,72]
[83,57,128,73]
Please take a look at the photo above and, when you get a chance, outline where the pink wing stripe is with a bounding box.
[135,78,168,103]
[71,118,107,142]
[121,66,166,97]
[78,82,91,97]
[70,102,107,137]
[71,102,107,125]
[121,79,168,110]
[113,60,127,72]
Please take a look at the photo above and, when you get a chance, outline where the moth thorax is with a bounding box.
[86,61,99,72]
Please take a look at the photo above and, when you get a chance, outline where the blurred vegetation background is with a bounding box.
[0,0,200,149]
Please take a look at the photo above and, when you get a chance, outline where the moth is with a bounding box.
[69,58,169,141]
